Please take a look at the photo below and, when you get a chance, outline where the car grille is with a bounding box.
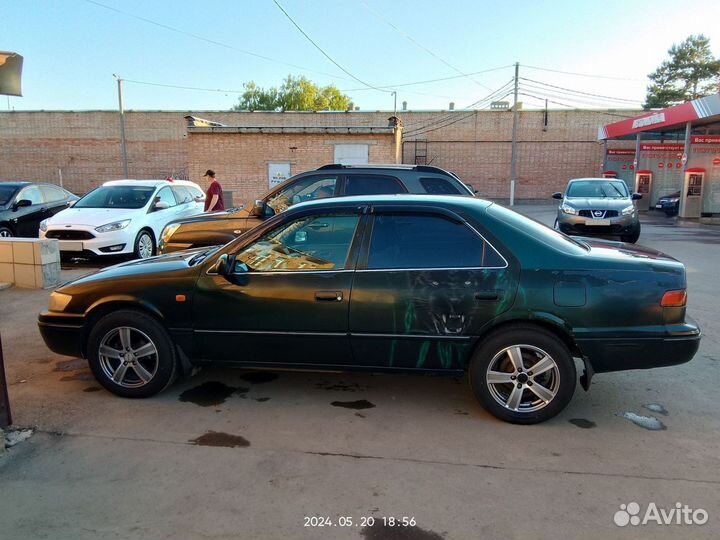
[578,210,619,218]
[46,230,96,240]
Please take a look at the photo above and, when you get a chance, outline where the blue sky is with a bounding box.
[3,0,720,112]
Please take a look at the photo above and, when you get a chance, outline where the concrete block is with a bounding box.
[33,239,60,265]
[13,263,36,288]
[0,242,13,263]
[34,262,60,289]
[12,242,34,265]
[0,263,13,283]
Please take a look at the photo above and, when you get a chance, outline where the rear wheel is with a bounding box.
[0,226,13,238]
[87,310,177,398]
[469,325,576,424]
[134,229,155,259]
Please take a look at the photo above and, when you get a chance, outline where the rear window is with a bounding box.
[419,177,462,195]
[344,175,406,196]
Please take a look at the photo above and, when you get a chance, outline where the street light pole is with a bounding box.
[115,75,129,178]
[509,61,519,206]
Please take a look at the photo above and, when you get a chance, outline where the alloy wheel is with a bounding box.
[137,233,153,258]
[0,228,12,237]
[98,326,159,388]
[485,344,560,413]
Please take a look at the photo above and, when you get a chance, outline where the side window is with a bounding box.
[235,213,359,272]
[187,185,205,201]
[419,177,461,195]
[367,214,505,269]
[344,175,406,196]
[155,187,177,207]
[265,175,338,215]
[171,186,192,204]
[40,185,67,203]
[17,185,44,205]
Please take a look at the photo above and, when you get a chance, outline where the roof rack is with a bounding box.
[316,163,452,175]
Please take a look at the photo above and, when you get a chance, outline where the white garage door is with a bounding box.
[334,144,369,165]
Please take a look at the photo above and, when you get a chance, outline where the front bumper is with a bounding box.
[576,320,701,374]
[558,212,639,236]
[43,226,134,256]
[38,311,85,358]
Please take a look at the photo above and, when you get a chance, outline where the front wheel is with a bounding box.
[0,226,13,238]
[469,325,576,424]
[87,310,177,398]
[134,229,155,259]
[621,227,641,243]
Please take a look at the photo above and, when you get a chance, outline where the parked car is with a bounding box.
[0,181,78,238]
[158,164,474,254]
[655,190,681,216]
[38,194,700,424]
[552,178,642,243]
[40,179,205,259]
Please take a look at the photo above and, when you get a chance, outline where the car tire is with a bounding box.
[86,310,178,398]
[134,229,155,259]
[553,218,559,230]
[469,324,576,424]
[621,227,641,243]
[0,226,13,238]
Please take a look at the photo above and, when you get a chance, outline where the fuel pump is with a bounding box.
[679,168,705,218]
[634,170,652,211]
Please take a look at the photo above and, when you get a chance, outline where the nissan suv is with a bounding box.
[158,164,474,254]
[552,177,642,243]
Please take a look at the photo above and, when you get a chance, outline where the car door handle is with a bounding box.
[315,291,343,302]
[475,290,502,301]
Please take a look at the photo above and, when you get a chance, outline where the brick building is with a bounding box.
[0,108,642,202]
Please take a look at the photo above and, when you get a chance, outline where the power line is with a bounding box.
[84,0,352,83]
[520,77,641,104]
[340,65,513,91]
[356,0,493,91]
[124,79,246,93]
[518,92,637,117]
[522,64,644,82]
[271,0,391,93]
[518,84,640,109]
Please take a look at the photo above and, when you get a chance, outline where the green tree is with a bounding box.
[232,75,353,111]
[644,35,720,108]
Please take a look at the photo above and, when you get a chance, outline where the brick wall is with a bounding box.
[0,109,642,201]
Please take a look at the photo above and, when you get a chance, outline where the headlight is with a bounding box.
[621,205,635,216]
[40,219,48,232]
[668,197,680,203]
[95,219,131,233]
[48,292,72,312]
[560,203,577,215]
[161,223,181,244]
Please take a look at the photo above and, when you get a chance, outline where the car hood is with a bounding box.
[563,197,633,210]
[58,246,213,291]
[46,207,142,228]
[168,207,250,226]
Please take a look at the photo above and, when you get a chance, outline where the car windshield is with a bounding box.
[0,185,19,206]
[74,185,156,209]
[566,180,628,198]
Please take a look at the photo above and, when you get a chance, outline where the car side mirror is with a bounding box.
[249,199,265,217]
[13,198,32,211]
[194,195,205,203]
[552,192,563,200]
[67,199,77,207]
[154,201,170,211]
[632,193,642,200]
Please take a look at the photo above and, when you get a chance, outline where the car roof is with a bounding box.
[102,179,200,188]
[290,193,493,211]
[0,181,31,188]
[315,163,455,175]
[568,177,621,183]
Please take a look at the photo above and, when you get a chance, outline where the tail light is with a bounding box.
[661,290,687,307]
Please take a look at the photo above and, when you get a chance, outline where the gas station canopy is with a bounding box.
[599,94,720,219]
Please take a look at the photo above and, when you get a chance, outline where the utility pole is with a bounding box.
[115,75,129,178]
[392,91,397,117]
[509,61,519,206]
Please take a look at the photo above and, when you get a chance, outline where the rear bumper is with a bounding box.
[38,311,85,358]
[576,320,701,373]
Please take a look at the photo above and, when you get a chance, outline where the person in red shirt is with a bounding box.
[203,169,225,212]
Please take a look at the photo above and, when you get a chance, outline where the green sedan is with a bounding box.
[38,195,700,424]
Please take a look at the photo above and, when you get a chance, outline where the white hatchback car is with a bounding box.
[40,179,205,259]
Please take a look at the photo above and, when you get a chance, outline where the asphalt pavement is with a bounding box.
[1,204,718,540]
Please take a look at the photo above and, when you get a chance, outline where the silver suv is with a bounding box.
[552,178,642,243]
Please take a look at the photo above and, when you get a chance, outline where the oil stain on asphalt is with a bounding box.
[240,372,279,384]
[53,359,87,372]
[361,523,444,540]
[331,399,376,410]
[568,418,596,429]
[179,381,248,407]
[189,431,250,448]
[83,386,102,392]
[60,371,94,382]
[619,412,667,431]
[317,380,369,392]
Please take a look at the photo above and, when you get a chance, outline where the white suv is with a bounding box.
[40,179,205,259]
